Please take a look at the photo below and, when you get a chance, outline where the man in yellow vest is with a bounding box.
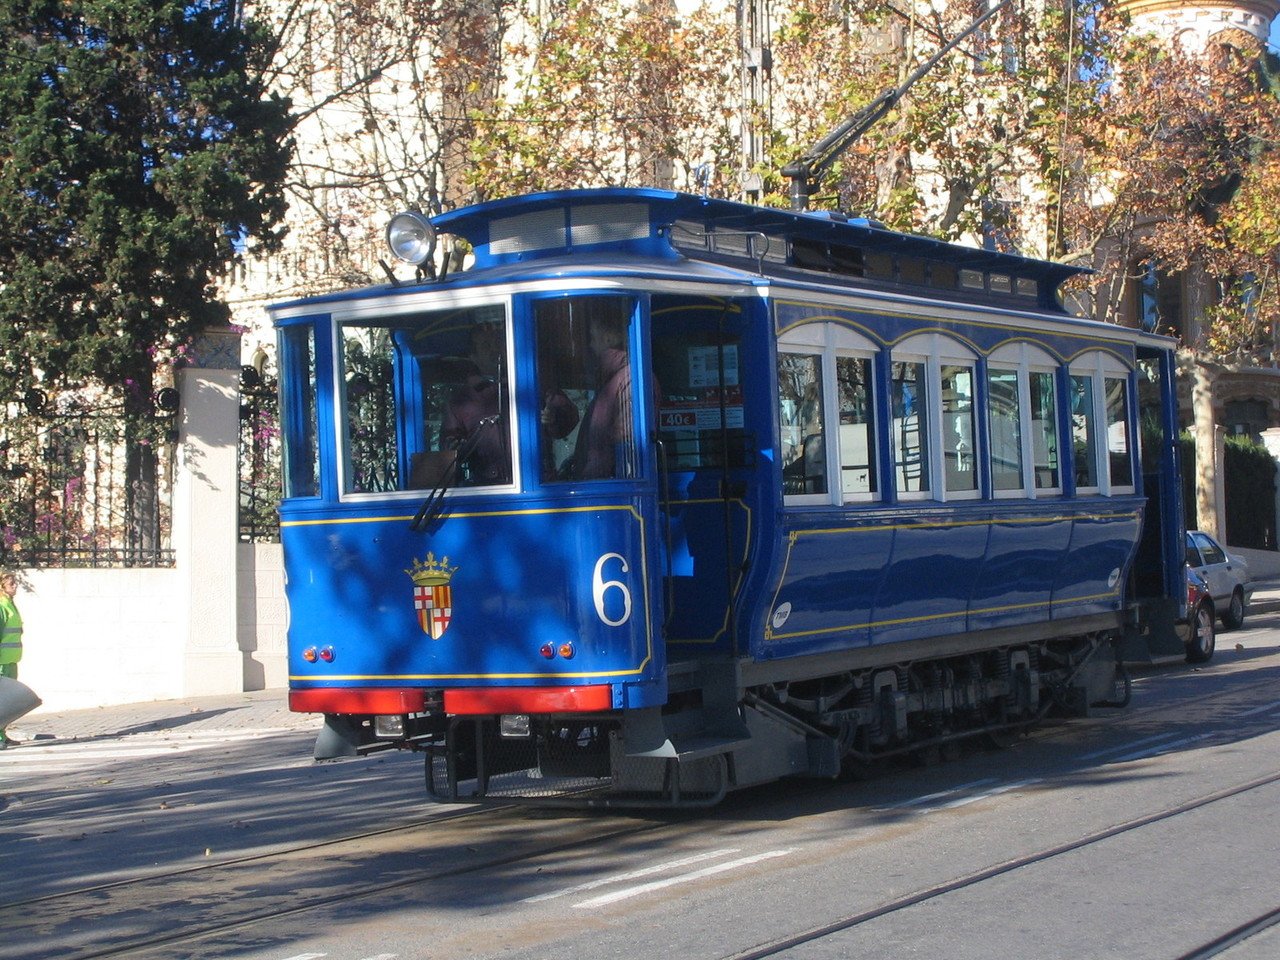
[0,571,23,747]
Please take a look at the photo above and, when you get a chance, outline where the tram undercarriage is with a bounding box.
[381,631,1127,808]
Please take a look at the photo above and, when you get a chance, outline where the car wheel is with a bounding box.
[1186,601,1216,663]
[1222,588,1245,630]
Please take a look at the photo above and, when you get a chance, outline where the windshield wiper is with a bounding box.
[409,414,498,533]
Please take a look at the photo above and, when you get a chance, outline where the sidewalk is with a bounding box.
[7,688,318,746]
[1225,545,1280,615]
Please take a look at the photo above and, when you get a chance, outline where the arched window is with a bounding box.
[893,333,979,501]
[988,342,1061,497]
[778,322,879,504]
[1069,351,1135,495]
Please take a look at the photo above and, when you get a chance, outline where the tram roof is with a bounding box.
[271,188,1107,320]
[432,187,1088,289]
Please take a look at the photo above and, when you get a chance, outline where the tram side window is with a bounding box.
[779,352,827,495]
[1030,371,1060,491]
[1105,377,1133,488]
[1071,373,1099,490]
[536,296,639,482]
[650,304,747,470]
[942,363,977,493]
[987,367,1022,492]
[279,323,319,498]
[891,360,930,495]
[837,355,877,496]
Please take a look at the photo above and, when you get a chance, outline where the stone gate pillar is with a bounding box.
[173,327,244,696]
[1260,427,1280,549]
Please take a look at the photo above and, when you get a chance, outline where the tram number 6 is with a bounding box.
[592,553,633,627]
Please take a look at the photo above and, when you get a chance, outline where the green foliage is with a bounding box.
[1178,432,1277,549]
[1224,434,1276,549]
[469,0,740,196]
[0,0,292,402]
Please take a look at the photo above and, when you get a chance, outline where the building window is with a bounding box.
[1136,260,1185,339]
[1224,398,1271,442]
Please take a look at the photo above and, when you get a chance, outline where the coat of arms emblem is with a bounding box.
[406,553,457,640]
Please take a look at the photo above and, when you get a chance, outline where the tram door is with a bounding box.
[1126,344,1186,656]
[650,297,754,656]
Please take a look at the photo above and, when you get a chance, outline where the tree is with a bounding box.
[240,0,507,296]
[1067,35,1280,350]
[0,0,292,404]
[469,0,741,198]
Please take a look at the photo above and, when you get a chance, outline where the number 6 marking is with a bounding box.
[592,553,633,627]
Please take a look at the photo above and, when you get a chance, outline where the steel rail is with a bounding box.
[720,768,1280,960]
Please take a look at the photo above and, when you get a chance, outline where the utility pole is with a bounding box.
[739,0,772,203]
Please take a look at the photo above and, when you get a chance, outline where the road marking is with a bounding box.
[523,849,741,903]
[1236,699,1280,718]
[932,778,1043,810]
[876,778,999,810]
[278,954,327,960]
[1107,732,1215,763]
[1080,733,1183,761]
[573,849,794,909]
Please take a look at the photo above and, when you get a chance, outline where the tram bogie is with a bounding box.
[273,188,1184,806]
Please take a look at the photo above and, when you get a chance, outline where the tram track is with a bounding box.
[1173,903,1280,959]
[5,800,499,911]
[13,651,1280,960]
[14,805,675,960]
[45,760,1280,960]
[719,767,1280,960]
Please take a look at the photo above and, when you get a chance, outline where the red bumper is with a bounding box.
[289,685,613,716]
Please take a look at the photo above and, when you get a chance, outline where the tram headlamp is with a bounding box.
[386,211,437,266]
[374,714,406,738]
[499,714,531,738]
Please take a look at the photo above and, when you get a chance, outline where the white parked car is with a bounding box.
[1185,530,1252,630]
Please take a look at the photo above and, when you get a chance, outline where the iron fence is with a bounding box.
[239,365,281,543]
[0,392,178,567]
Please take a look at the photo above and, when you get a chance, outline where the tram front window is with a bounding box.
[536,296,639,482]
[338,304,513,494]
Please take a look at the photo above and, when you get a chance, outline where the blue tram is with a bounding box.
[271,188,1187,804]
